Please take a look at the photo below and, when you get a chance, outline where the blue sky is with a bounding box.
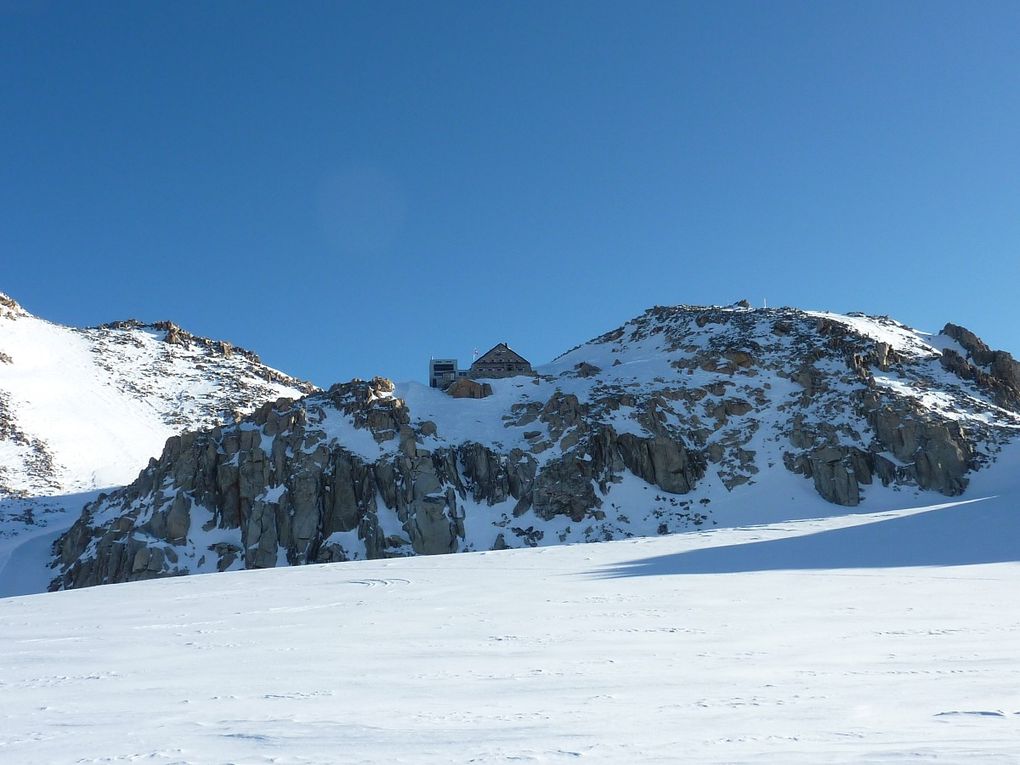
[3,1,1019,386]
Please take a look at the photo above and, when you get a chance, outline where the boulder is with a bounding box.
[164,493,191,544]
[447,378,493,398]
[532,457,598,521]
[868,406,971,495]
[616,433,703,495]
[409,496,458,555]
[942,323,994,365]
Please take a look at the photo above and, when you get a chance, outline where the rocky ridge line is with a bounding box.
[1,297,319,564]
[51,304,1020,590]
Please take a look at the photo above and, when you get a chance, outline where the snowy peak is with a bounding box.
[556,303,1020,419]
[97,318,275,370]
[0,302,315,499]
[568,303,959,365]
[82,317,318,425]
[0,293,29,321]
[0,293,321,594]
[52,302,1020,591]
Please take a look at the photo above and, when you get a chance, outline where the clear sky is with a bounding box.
[3,1,1019,386]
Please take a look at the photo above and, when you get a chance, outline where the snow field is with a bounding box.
[2,302,1020,761]
[1,485,1019,764]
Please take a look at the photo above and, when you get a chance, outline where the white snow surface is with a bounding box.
[0,309,305,494]
[0,296,312,593]
[2,443,1019,763]
[3,300,1020,760]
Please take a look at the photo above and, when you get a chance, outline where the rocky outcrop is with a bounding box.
[52,378,709,589]
[615,433,703,494]
[940,323,1020,410]
[447,378,493,398]
[786,446,874,506]
[93,319,317,395]
[865,399,972,495]
[0,293,27,320]
[50,303,1020,590]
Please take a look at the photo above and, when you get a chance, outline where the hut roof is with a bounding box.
[472,342,530,366]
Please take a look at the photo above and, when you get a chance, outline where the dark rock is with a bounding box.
[49,304,1017,592]
[447,378,493,398]
[574,362,602,377]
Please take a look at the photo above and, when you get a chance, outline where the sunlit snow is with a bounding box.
[1,449,1018,762]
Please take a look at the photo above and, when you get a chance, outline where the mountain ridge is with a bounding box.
[0,291,316,595]
[50,302,1020,590]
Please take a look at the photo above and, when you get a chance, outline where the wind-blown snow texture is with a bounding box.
[2,444,1019,763]
[0,293,314,595]
[50,301,1020,591]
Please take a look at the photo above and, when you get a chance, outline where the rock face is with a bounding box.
[940,323,1020,409]
[52,376,710,587]
[51,304,1020,591]
[0,295,318,588]
[446,378,493,399]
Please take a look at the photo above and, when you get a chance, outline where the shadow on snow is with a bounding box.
[0,488,106,598]
[597,495,1020,577]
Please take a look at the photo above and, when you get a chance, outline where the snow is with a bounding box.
[314,405,395,461]
[0,309,307,496]
[0,307,311,590]
[803,310,946,359]
[0,313,167,492]
[0,490,105,598]
[2,301,1020,759]
[398,378,544,454]
[1,446,1019,763]
[259,484,287,503]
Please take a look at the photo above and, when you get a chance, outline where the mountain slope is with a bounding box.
[52,302,1020,590]
[3,447,1020,762]
[0,293,315,592]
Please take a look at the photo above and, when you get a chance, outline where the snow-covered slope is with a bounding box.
[3,443,1020,763]
[0,293,315,593]
[51,302,1020,592]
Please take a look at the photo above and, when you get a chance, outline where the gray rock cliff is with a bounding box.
[51,305,1020,590]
